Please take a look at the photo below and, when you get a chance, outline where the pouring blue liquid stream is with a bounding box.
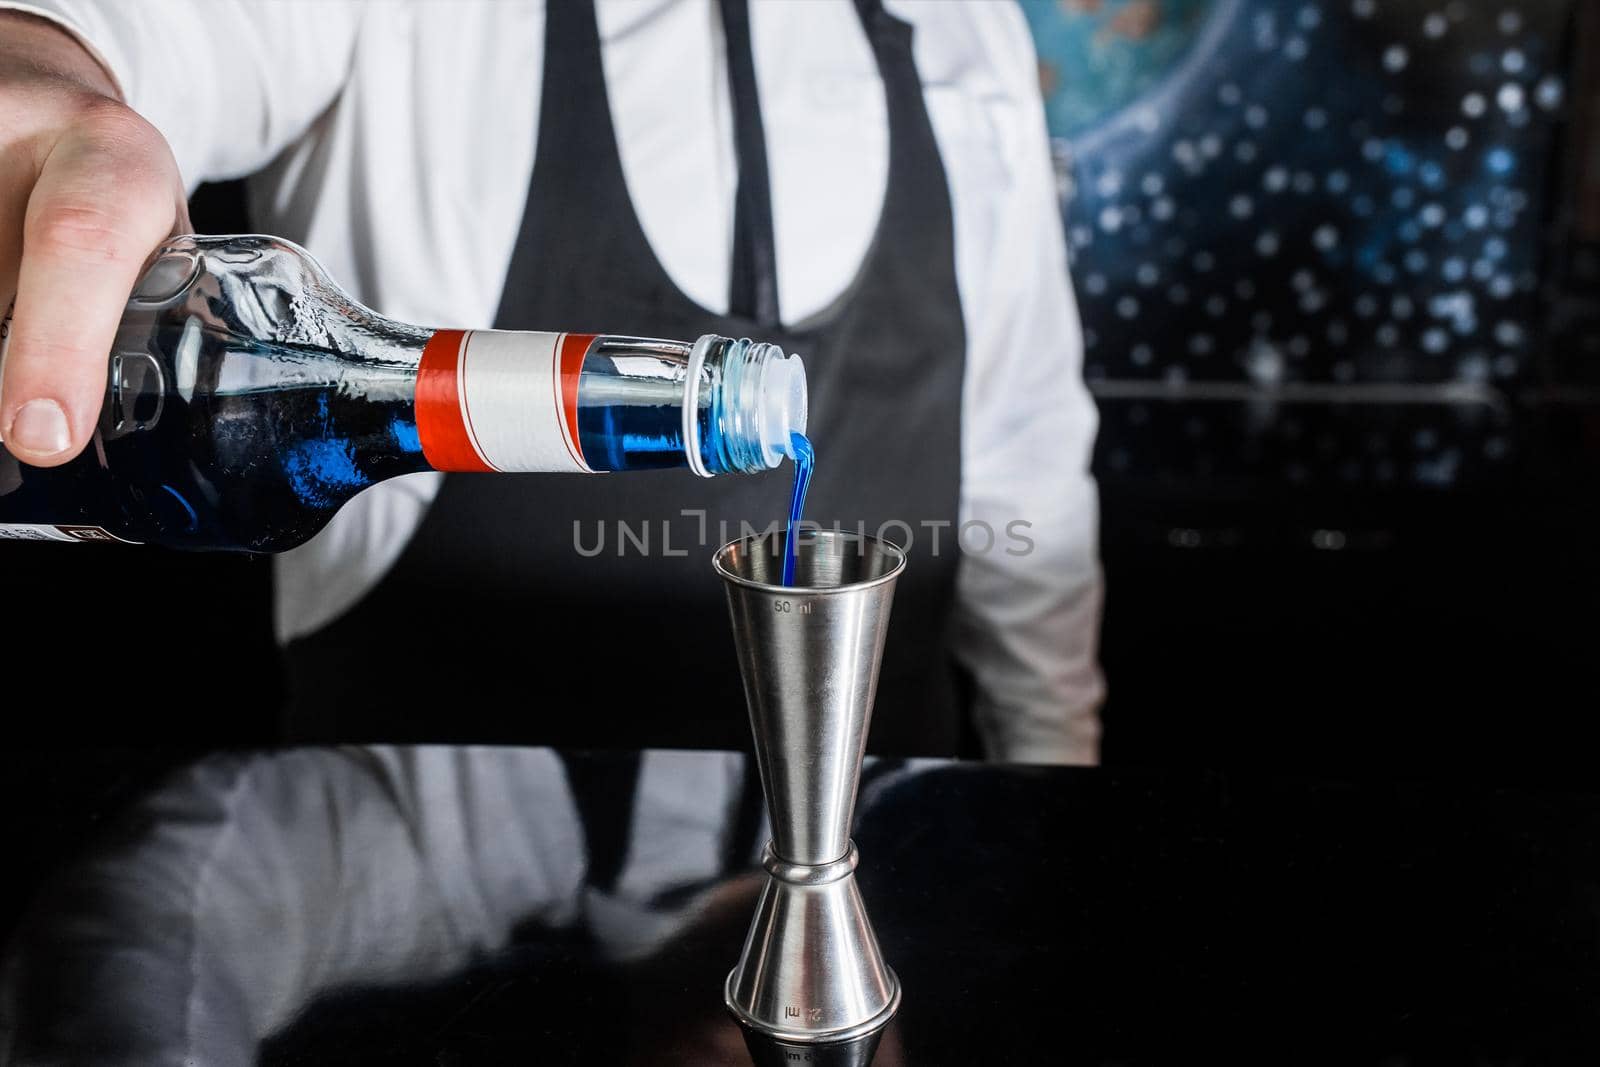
[782,432,814,586]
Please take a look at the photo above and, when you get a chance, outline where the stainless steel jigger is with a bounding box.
[713,530,905,1048]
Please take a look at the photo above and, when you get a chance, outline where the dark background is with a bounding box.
[3,0,1599,787]
[1059,0,1600,786]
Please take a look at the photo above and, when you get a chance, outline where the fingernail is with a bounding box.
[6,399,71,456]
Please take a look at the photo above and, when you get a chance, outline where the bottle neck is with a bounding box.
[691,336,800,476]
[408,330,806,476]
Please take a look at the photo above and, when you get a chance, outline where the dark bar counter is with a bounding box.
[1,747,1598,1065]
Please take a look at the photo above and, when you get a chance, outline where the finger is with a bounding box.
[1,103,179,465]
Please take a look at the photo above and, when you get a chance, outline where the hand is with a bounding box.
[0,11,189,466]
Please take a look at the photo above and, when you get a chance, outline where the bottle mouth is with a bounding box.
[754,344,808,469]
[690,336,809,475]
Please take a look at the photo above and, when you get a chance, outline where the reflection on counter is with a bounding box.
[0,748,927,1065]
[740,1028,898,1067]
[7,747,1600,1063]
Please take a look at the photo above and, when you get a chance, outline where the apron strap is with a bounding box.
[530,1,629,231]
[716,0,781,328]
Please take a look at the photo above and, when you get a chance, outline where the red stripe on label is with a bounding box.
[416,329,492,473]
[558,332,594,468]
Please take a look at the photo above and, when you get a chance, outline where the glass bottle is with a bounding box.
[0,235,807,551]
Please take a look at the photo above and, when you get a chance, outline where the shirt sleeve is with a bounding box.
[0,0,365,188]
[942,5,1106,765]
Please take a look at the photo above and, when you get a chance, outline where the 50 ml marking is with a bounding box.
[772,599,812,615]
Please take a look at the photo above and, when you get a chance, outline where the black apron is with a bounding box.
[285,0,967,757]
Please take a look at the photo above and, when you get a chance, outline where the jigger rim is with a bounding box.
[712,530,906,595]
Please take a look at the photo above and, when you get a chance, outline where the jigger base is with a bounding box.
[724,969,901,1045]
[723,843,901,1044]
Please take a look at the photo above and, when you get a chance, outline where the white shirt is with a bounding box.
[8,0,1105,764]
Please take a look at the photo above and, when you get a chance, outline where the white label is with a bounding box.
[0,524,140,544]
[458,330,590,473]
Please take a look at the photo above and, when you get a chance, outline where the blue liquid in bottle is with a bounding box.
[782,432,814,587]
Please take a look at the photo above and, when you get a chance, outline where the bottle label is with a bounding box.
[0,524,140,544]
[415,329,596,474]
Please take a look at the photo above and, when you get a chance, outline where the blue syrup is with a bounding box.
[572,337,772,477]
[575,342,703,472]
[0,312,427,551]
[782,432,814,587]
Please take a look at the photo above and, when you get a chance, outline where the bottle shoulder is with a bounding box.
[138,235,431,365]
